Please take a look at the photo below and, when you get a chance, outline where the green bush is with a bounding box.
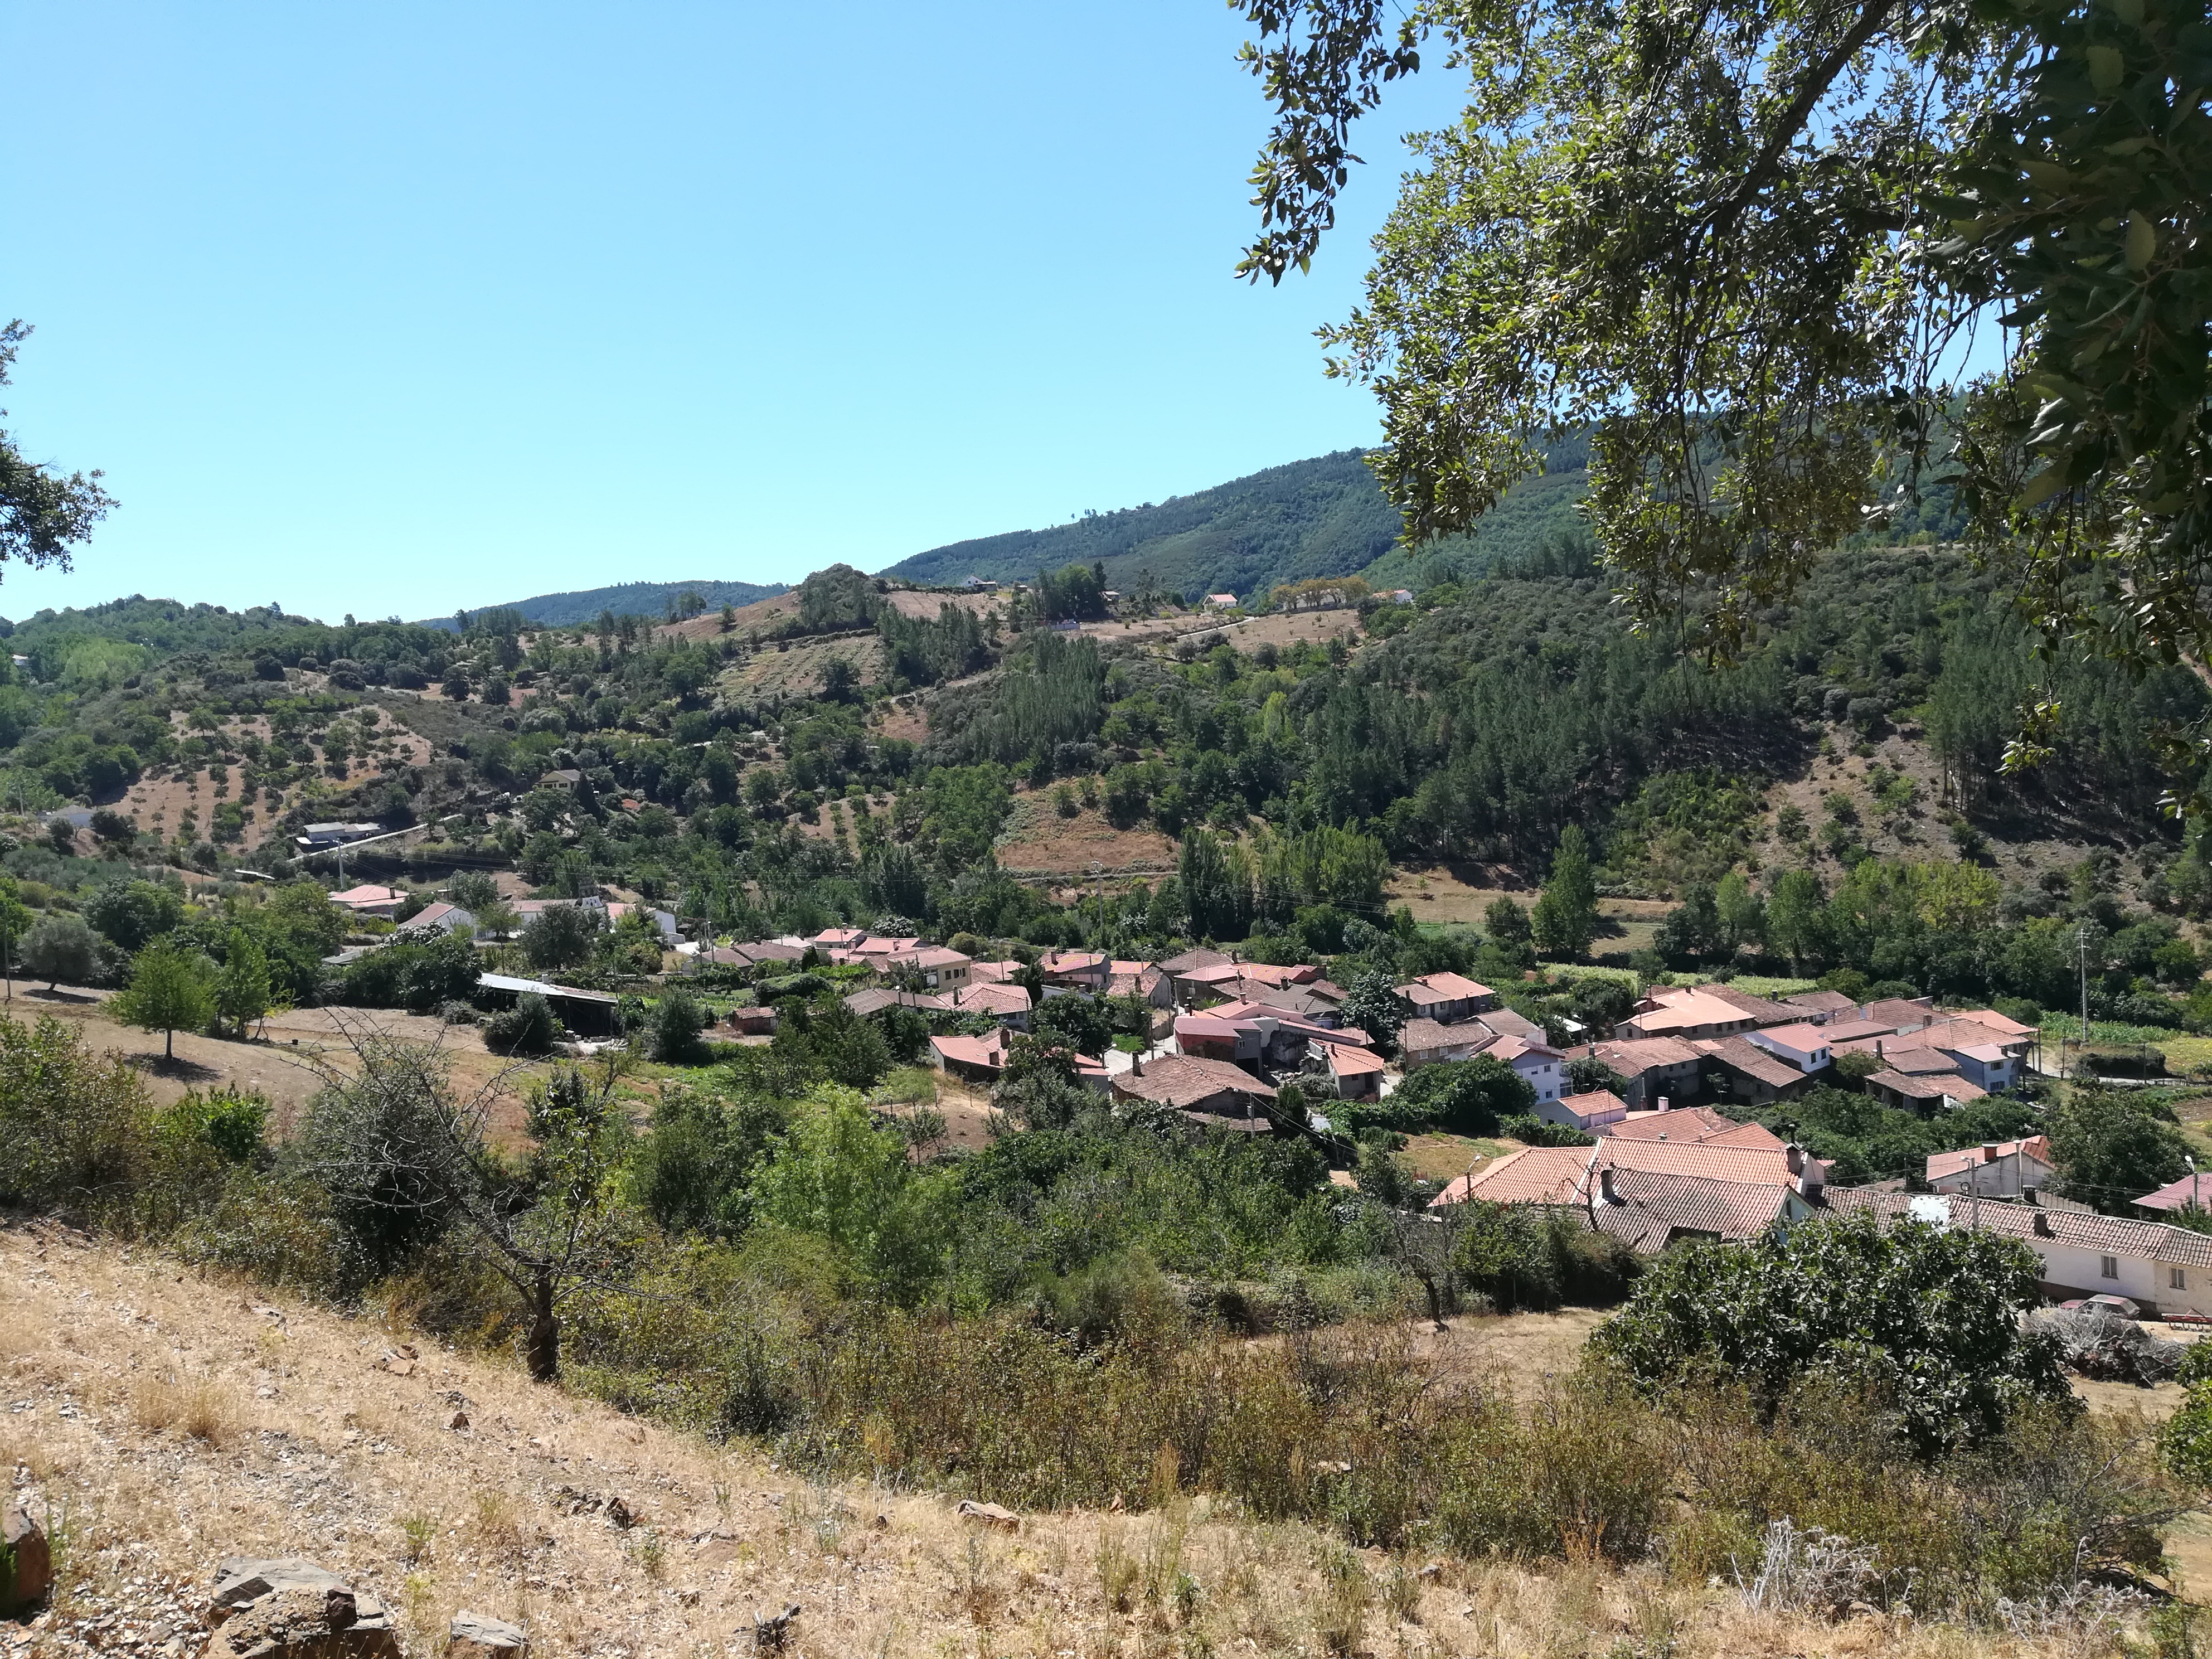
[647,988,710,1064]
[486,992,561,1056]
[1449,1203,1637,1311]
[0,1014,153,1215]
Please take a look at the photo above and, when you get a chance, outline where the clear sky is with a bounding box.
[0,2,1464,623]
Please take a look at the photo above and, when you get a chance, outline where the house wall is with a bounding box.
[2021,1234,2212,1316]
[1930,1152,2054,1199]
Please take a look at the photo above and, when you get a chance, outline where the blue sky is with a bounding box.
[0,2,1465,623]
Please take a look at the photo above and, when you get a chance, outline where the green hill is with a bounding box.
[417,578,787,630]
[881,446,1590,605]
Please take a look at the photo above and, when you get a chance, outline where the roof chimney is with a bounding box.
[1597,1165,1618,1205]
[1655,1095,1670,1114]
[1980,1142,2000,1163]
[1876,1037,1885,1060]
[2032,1211,2053,1237]
[1786,1143,1805,1176]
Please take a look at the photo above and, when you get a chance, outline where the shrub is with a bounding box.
[1449,1203,1638,1310]
[1592,1212,2072,1455]
[647,989,710,1065]
[0,1014,153,1215]
[486,992,560,1056]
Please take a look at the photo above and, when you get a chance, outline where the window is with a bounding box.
[2174,1268,2187,1291]
[2100,1255,2119,1280]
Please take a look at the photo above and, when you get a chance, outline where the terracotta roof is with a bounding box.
[1864,997,1937,1031]
[1114,1054,1278,1110]
[1041,951,1108,974]
[1435,1134,1812,1208]
[1880,1046,1960,1075]
[1918,1017,2032,1054]
[1926,1135,2052,1182]
[1558,1089,1629,1122]
[1944,1007,2036,1037]
[1158,948,1234,974]
[844,987,952,1016]
[1486,1034,1564,1066]
[930,1030,1011,1070]
[956,982,1032,1015]
[2137,1173,2212,1213]
[1179,962,1248,985]
[1327,1045,1387,1075]
[1628,990,1756,1035]
[1477,1008,1542,1040]
[1400,1017,1492,1054]
[1697,1036,1807,1092]
[1594,1167,1794,1252]
[1438,1146,1593,1206]
[1825,1186,2212,1269]
[1398,971,1493,1005]
[1866,1068,1986,1103]
[1821,1017,1904,1044]
[1691,984,1801,1025]
[1604,1106,1762,1143]
[885,946,972,970]
[1784,989,1859,1016]
[967,959,1024,983]
[1594,1036,1705,1074]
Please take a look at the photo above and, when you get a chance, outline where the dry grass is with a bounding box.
[128,1373,236,1447]
[0,1225,2195,1656]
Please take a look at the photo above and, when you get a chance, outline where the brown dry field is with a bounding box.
[1388,864,1672,945]
[3,1233,2192,1658]
[879,590,1003,623]
[720,634,885,700]
[1,989,553,1143]
[995,792,1177,878]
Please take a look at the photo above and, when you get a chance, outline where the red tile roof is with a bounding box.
[1826,1186,2212,1268]
[1594,1167,1795,1252]
[1113,1054,1277,1110]
[1925,1136,2051,1182]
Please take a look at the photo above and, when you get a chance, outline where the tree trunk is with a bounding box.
[525,1267,559,1382]
[166,1025,174,1060]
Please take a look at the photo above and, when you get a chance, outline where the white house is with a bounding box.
[1829,1187,2212,1317]
[1744,1022,1833,1074]
[1925,1136,2055,1199]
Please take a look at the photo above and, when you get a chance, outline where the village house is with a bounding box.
[1316,1039,1385,1101]
[1112,1052,1277,1130]
[1591,1035,1705,1109]
[879,945,974,989]
[1827,1187,2212,1317]
[2137,1171,2212,1219]
[329,883,407,919]
[1397,1017,1493,1068]
[1696,1035,1820,1105]
[1604,1105,1785,1149]
[955,980,1033,1030]
[1038,950,1111,995]
[474,971,619,1037]
[1432,1135,1828,1221]
[396,901,476,939]
[1616,987,1765,1042]
[1533,1089,1629,1134]
[724,1005,778,1037]
[605,901,679,944]
[1925,1136,2055,1197]
[1394,971,1497,1025]
[929,1027,1014,1085]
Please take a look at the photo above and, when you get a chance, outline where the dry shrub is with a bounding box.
[469,1490,531,1566]
[129,1373,232,1446]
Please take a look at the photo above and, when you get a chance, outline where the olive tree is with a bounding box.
[295,1027,632,1380]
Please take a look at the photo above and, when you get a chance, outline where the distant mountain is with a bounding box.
[877,447,1589,604]
[418,579,787,630]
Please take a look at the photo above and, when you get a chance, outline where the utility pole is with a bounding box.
[2077,921,2092,1052]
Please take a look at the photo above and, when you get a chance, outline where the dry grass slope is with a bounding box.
[1,1226,2191,1657]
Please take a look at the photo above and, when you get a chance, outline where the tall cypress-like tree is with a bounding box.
[1531,825,1599,960]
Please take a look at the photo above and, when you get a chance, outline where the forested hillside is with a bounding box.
[414,577,785,630]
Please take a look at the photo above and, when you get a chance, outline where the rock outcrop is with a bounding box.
[203,1558,398,1658]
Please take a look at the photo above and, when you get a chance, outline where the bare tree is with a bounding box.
[294,1017,631,1380]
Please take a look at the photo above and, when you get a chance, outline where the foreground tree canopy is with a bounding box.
[0,322,111,575]
[1234,0,2210,735]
